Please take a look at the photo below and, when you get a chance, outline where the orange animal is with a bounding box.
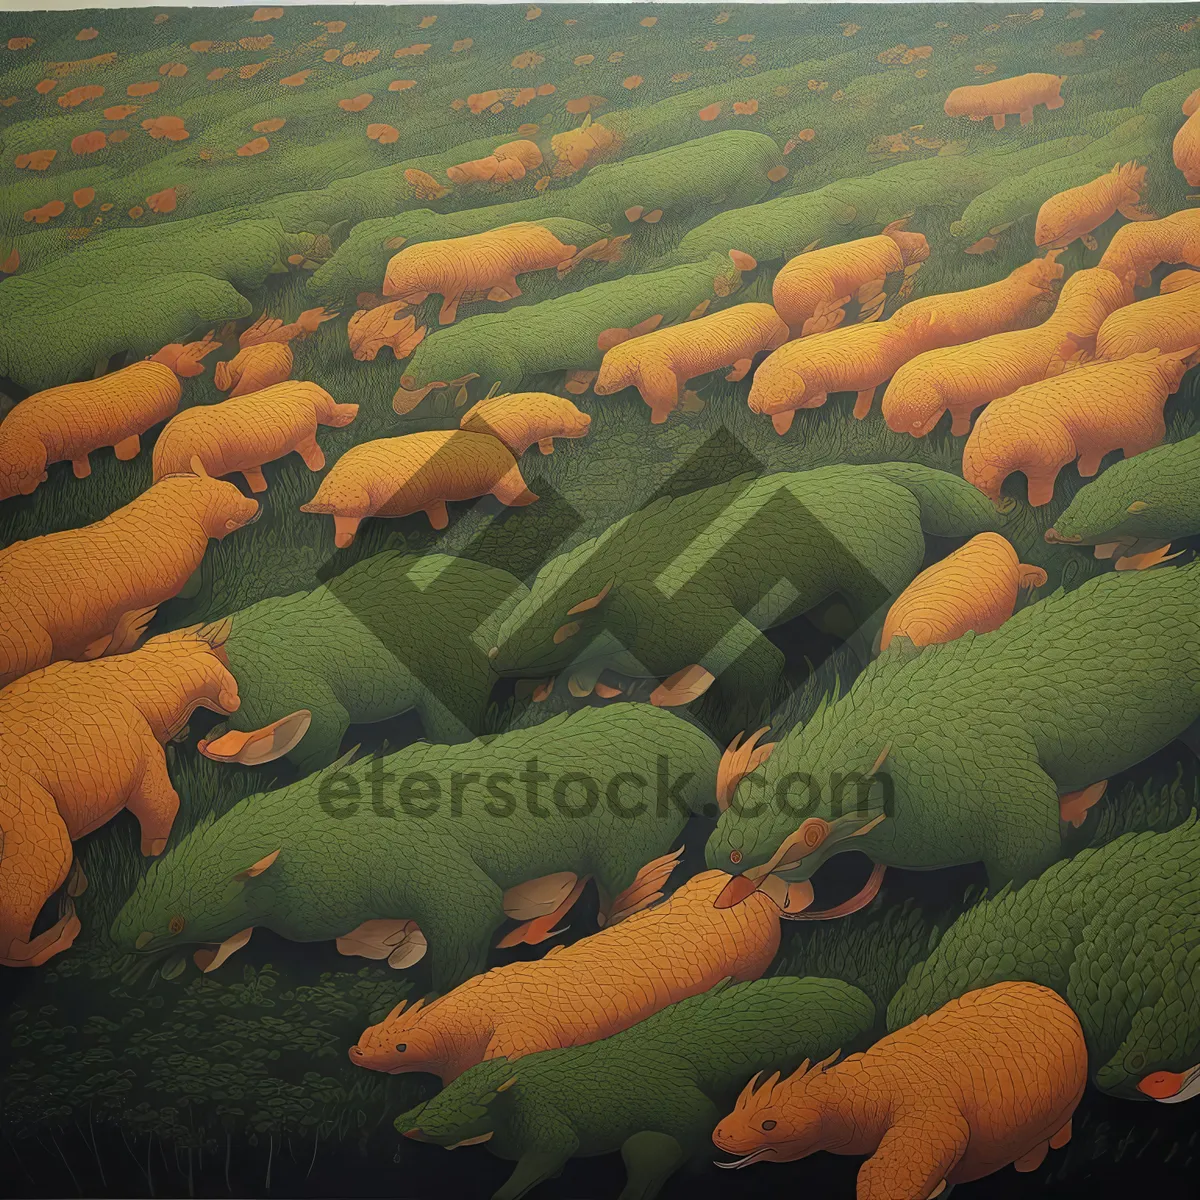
[1094,269,1200,360]
[551,114,616,174]
[0,361,181,500]
[879,533,1046,650]
[382,222,580,324]
[1098,207,1200,287]
[1173,87,1200,186]
[883,266,1132,437]
[713,982,1086,1199]
[458,392,591,455]
[346,301,427,361]
[446,140,543,184]
[1034,163,1154,251]
[238,307,338,347]
[593,303,791,423]
[148,330,222,378]
[0,466,259,688]
[772,220,931,335]
[943,72,1066,129]
[152,382,359,492]
[300,430,537,545]
[348,871,783,1082]
[0,623,242,967]
[214,342,293,396]
[962,347,1195,507]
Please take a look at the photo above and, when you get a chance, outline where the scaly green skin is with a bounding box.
[676,140,1086,264]
[205,552,526,774]
[310,131,784,303]
[111,704,719,993]
[706,562,1200,890]
[1049,431,1200,551]
[395,253,745,397]
[887,817,1200,1099]
[396,976,874,1200]
[490,463,1005,730]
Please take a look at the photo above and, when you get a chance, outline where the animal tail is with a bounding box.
[862,462,1016,534]
[1018,564,1048,589]
[627,977,875,1096]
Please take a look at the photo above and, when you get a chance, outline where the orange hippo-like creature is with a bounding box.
[300,429,537,545]
[458,391,591,456]
[0,622,242,967]
[214,342,293,397]
[152,381,359,491]
[1099,207,1200,287]
[713,981,1087,1199]
[944,72,1066,130]
[1035,162,1154,251]
[0,465,259,687]
[348,871,785,1083]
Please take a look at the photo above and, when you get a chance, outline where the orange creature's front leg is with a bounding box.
[295,436,326,472]
[856,1112,969,1200]
[242,465,269,493]
[992,113,1007,130]
[633,359,682,424]
[124,738,181,856]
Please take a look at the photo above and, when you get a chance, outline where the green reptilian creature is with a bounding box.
[112,705,718,992]
[395,976,875,1200]
[705,561,1200,905]
[489,463,1005,724]
[887,817,1200,1103]
[197,551,525,773]
[1046,430,1200,566]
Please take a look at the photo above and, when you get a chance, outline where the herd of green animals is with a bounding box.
[3,5,1200,1198]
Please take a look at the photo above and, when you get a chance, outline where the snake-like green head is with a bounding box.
[396,1057,516,1147]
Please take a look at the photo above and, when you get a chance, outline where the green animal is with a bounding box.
[390,252,749,411]
[395,975,875,1200]
[888,816,1200,1102]
[197,552,525,774]
[488,463,1005,725]
[1046,431,1200,564]
[705,562,1200,905]
[111,704,719,992]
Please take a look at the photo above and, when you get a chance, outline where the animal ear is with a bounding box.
[189,454,210,479]
[233,849,280,882]
[1127,500,1149,513]
[728,249,757,271]
[196,615,233,648]
[553,621,580,644]
[566,579,613,615]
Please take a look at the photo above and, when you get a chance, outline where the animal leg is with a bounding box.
[564,369,597,394]
[1014,1141,1049,1173]
[0,798,77,968]
[113,434,141,460]
[416,872,506,993]
[296,435,326,472]
[618,1130,688,1200]
[423,499,450,529]
[494,1147,578,1200]
[125,741,181,856]
[1050,1120,1072,1150]
[72,455,91,479]
[636,363,681,424]
[726,358,754,382]
[992,113,1006,130]
[771,409,796,434]
[437,293,461,324]
[949,410,972,437]
[1025,467,1062,507]
[331,514,361,547]
[538,437,555,455]
[1045,94,1064,110]
[1019,108,1034,126]
[856,1111,969,1200]
[496,874,589,948]
[108,604,159,655]
[1059,780,1106,828]
[242,465,268,493]
[491,466,538,508]
[854,388,877,419]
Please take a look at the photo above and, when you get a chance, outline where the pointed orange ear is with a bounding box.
[566,579,613,615]
[234,849,279,882]
[189,454,210,479]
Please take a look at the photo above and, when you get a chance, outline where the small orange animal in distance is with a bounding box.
[300,430,538,544]
[712,982,1086,1193]
[70,131,106,155]
[58,84,104,108]
[237,136,270,157]
[389,79,416,92]
[213,342,293,395]
[699,102,722,121]
[280,70,312,87]
[459,392,591,456]
[35,79,56,95]
[252,7,284,19]
[127,81,160,97]
[103,104,138,119]
[1173,86,1200,186]
[253,117,285,133]
[367,123,400,145]
[339,93,373,112]
[23,201,66,224]
[76,27,99,40]
[944,71,1066,129]
[147,187,177,214]
[879,533,1046,651]
[73,187,95,208]
[15,150,56,170]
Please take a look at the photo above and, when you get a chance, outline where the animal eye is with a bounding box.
[730,850,742,864]
[761,1119,776,1131]
[1125,1050,1146,1071]
[168,915,186,935]
[395,1043,407,1053]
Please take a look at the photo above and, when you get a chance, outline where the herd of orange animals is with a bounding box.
[2,62,1200,1196]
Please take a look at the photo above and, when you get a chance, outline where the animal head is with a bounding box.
[137,618,241,716]
[705,706,893,907]
[0,427,48,500]
[300,475,372,519]
[149,331,221,378]
[392,350,482,413]
[1020,248,1066,291]
[110,817,281,961]
[747,360,808,416]
[488,549,619,678]
[882,373,944,437]
[1095,1004,1200,1101]
[713,1056,840,1168]
[1046,440,1194,548]
[1033,197,1074,250]
[592,343,639,396]
[154,457,260,537]
[943,85,985,119]
[395,1057,516,1147]
[348,995,448,1075]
